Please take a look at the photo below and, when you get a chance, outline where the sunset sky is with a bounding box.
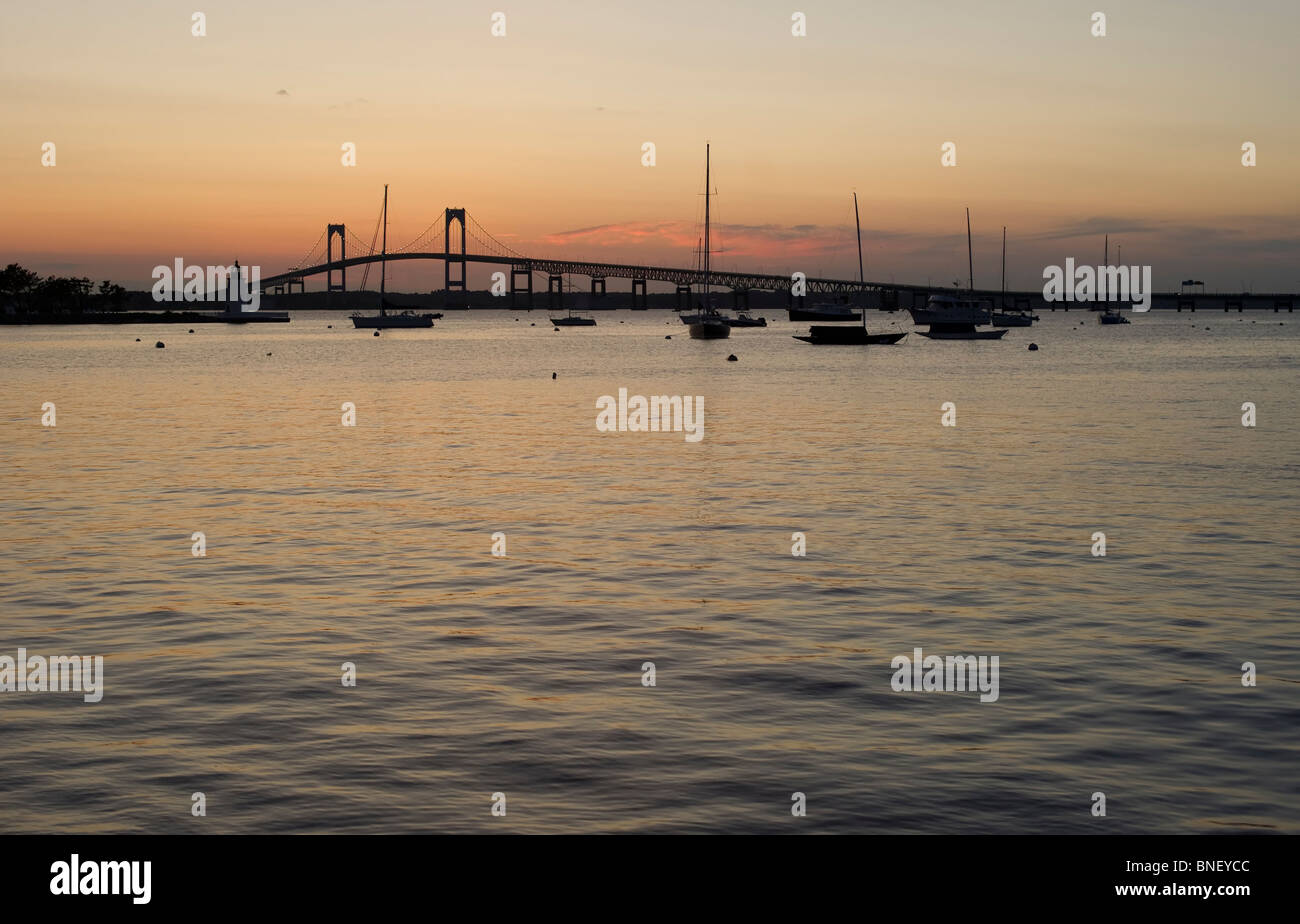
[2,0,1296,292]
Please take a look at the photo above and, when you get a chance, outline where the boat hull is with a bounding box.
[350,315,433,328]
[917,328,1008,340]
[991,313,1033,327]
[688,321,731,339]
[217,311,290,323]
[795,327,906,345]
[725,317,767,327]
[909,307,989,325]
[551,316,597,326]
[788,308,862,322]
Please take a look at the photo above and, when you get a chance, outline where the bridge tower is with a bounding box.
[445,208,468,306]
[326,224,346,292]
[510,263,533,308]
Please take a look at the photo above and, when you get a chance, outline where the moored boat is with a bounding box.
[910,210,1008,341]
[551,311,597,326]
[795,194,905,345]
[794,326,906,344]
[687,144,730,341]
[349,186,436,329]
[788,303,862,322]
[351,308,434,328]
[990,310,1033,327]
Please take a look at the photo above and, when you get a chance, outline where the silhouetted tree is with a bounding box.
[0,263,40,312]
[97,279,128,311]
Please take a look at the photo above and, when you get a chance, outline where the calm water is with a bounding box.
[2,309,1297,833]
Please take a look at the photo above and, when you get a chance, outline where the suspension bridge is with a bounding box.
[260,207,924,310]
[259,207,1297,313]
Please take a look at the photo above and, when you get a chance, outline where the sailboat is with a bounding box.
[909,208,1007,340]
[688,144,731,340]
[795,193,906,345]
[352,186,436,329]
[789,300,862,322]
[989,225,1036,327]
[1093,234,1128,321]
[551,305,597,326]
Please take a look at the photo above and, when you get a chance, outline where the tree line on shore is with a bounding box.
[1,263,129,315]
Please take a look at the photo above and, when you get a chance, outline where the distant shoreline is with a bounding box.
[0,310,276,325]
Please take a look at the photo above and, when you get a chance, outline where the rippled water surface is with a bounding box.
[2,309,1297,833]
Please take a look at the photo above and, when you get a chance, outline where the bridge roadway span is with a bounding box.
[259,252,910,296]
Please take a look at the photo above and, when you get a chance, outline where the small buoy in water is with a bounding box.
[552,372,557,380]
[373,330,380,336]
[665,335,672,339]
[327,324,332,329]
[266,352,272,356]
[188,329,195,333]
[155,341,164,348]
[135,338,141,342]
[727,354,738,362]
[1205,326,1210,330]
[1028,343,1039,351]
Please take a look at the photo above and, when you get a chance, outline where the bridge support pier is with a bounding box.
[676,285,692,310]
[590,277,606,297]
[326,224,346,293]
[1177,298,1195,312]
[731,288,748,311]
[548,274,564,310]
[511,265,533,308]
[631,278,647,308]
[444,208,468,307]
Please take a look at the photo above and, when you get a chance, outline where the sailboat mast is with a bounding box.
[703,144,710,306]
[1001,225,1006,308]
[854,192,864,285]
[854,192,867,329]
[966,207,974,292]
[380,184,388,307]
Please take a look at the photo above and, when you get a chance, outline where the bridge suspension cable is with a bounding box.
[290,227,328,274]
[464,211,525,260]
[356,197,385,292]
